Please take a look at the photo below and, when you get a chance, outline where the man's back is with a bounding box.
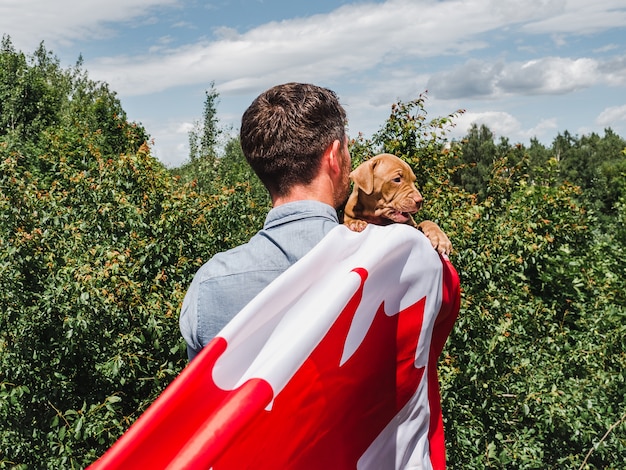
[180,200,338,360]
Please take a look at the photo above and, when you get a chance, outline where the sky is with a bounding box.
[2,0,626,167]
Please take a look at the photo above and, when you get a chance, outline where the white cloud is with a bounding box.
[5,0,625,100]
[450,112,560,142]
[430,56,607,99]
[427,60,504,99]
[453,111,522,139]
[522,118,559,139]
[522,0,626,35]
[80,0,626,101]
[599,55,626,86]
[594,43,620,53]
[0,0,179,51]
[78,0,578,97]
[596,104,626,126]
[499,57,598,94]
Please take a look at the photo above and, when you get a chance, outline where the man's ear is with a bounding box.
[350,159,377,195]
[325,139,342,173]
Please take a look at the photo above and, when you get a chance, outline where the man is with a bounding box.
[180,82,351,360]
[92,82,457,470]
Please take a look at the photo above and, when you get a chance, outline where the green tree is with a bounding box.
[217,137,268,205]
[442,147,625,470]
[526,137,555,183]
[451,124,502,199]
[551,129,626,216]
[347,93,468,229]
[0,36,147,161]
[174,85,270,225]
[0,42,171,469]
[187,82,222,163]
[0,37,64,144]
[176,82,231,195]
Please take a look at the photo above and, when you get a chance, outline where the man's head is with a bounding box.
[240,83,348,204]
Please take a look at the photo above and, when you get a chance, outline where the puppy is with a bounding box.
[343,153,452,255]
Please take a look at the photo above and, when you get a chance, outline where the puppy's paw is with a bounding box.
[432,233,453,256]
[345,220,369,232]
[417,220,453,255]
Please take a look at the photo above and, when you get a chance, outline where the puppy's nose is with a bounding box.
[413,192,423,210]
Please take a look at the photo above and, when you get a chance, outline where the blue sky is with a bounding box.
[2,0,626,167]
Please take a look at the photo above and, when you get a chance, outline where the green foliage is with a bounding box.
[449,124,512,200]
[187,82,222,163]
[0,120,265,470]
[1,130,197,467]
[439,158,625,469]
[0,41,264,468]
[554,129,626,217]
[352,93,464,185]
[0,36,147,161]
[453,124,626,218]
[443,174,625,469]
[173,135,270,229]
[0,38,65,143]
[173,83,269,215]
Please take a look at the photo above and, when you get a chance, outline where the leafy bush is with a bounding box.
[0,40,266,469]
[0,130,268,468]
[440,163,626,469]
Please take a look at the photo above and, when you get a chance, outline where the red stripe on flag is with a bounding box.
[427,257,462,470]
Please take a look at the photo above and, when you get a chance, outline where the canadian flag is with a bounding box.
[89,223,461,470]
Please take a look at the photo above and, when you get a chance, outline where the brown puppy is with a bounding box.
[343,153,452,255]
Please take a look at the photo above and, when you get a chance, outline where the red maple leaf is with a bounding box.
[212,267,425,469]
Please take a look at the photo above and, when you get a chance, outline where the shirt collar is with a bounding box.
[264,200,339,229]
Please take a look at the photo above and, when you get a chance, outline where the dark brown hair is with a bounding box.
[240,82,347,197]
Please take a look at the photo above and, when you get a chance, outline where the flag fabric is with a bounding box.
[89,223,461,470]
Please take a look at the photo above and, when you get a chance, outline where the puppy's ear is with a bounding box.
[350,159,377,195]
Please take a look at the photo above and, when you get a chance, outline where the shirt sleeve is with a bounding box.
[179,276,202,361]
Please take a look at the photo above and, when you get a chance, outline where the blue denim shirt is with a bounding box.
[179,200,339,360]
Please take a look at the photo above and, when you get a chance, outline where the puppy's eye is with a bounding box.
[392,177,402,183]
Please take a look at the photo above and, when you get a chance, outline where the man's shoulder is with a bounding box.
[193,240,265,282]
[193,202,339,285]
